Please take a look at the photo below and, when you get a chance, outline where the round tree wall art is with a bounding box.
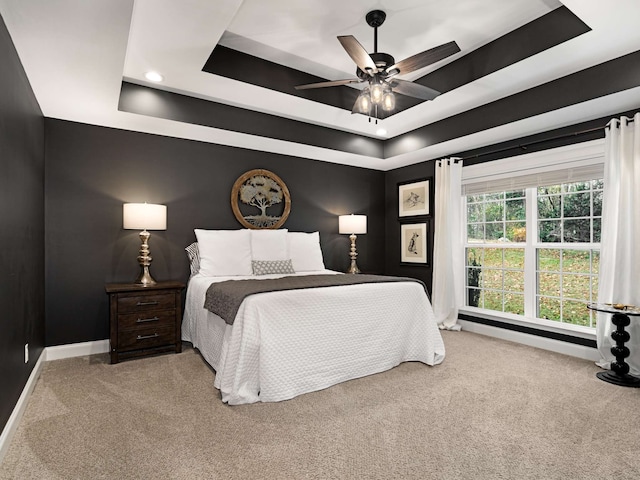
[231,169,291,229]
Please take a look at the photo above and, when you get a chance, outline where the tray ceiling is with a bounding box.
[1,0,640,170]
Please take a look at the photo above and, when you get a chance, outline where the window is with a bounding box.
[536,248,599,326]
[466,190,526,316]
[537,180,602,244]
[462,140,604,331]
[535,179,602,327]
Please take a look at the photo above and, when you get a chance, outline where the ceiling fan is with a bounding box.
[295,10,460,120]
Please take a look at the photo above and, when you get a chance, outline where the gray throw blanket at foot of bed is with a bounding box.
[204,274,427,324]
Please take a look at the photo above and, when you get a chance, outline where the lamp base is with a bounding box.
[346,233,361,274]
[134,229,157,285]
[135,266,157,286]
[346,261,361,274]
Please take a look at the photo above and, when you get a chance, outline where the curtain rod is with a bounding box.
[455,125,605,162]
[437,116,636,164]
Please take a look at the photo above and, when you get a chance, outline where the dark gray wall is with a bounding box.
[0,15,45,433]
[44,119,385,346]
[384,162,436,293]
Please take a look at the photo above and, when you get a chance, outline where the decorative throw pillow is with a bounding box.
[185,242,200,276]
[252,259,296,276]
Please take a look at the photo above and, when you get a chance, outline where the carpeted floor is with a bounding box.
[1,330,639,479]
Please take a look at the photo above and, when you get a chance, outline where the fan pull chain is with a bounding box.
[367,107,379,124]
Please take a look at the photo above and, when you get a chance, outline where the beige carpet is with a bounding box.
[1,330,639,480]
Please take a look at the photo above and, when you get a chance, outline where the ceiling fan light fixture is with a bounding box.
[370,81,384,105]
[382,90,395,111]
[355,88,372,114]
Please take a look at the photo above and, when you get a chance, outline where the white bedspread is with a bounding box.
[182,270,445,404]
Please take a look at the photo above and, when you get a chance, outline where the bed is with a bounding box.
[181,228,445,405]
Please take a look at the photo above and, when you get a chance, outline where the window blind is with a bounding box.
[462,139,605,195]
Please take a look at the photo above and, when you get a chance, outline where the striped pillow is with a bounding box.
[185,242,200,276]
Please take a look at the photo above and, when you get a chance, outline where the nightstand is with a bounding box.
[105,281,185,364]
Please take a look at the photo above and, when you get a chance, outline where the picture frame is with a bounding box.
[231,169,291,229]
[398,178,430,217]
[400,223,428,264]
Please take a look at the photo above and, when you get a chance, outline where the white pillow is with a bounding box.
[250,229,288,261]
[194,229,252,276]
[287,231,325,271]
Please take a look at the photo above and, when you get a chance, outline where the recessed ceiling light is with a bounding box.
[376,128,388,137]
[144,71,164,82]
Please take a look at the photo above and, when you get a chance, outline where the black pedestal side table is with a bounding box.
[588,303,640,388]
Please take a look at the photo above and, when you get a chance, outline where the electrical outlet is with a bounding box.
[24,343,29,363]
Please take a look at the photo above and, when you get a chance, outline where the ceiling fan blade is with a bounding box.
[295,79,362,90]
[337,35,377,74]
[390,78,440,101]
[387,41,460,75]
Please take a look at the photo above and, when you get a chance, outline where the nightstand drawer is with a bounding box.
[117,293,176,313]
[117,324,176,350]
[117,310,176,330]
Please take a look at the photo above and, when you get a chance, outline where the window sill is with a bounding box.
[458,306,597,342]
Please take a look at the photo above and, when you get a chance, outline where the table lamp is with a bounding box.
[339,214,367,274]
[123,203,167,285]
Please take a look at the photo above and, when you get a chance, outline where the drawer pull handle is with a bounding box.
[136,316,160,323]
[136,301,159,307]
[136,333,159,340]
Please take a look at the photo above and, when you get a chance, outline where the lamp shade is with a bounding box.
[123,203,167,230]
[339,214,367,235]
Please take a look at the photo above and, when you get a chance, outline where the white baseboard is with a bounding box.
[0,339,110,466]
[458,319,601,362]
[44,339,109,361]
[0,351,45,465]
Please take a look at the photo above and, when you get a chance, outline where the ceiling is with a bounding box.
[1,0,640,170]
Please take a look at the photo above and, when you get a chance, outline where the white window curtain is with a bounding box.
[431,158,463,330]
[597,112,640,375]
